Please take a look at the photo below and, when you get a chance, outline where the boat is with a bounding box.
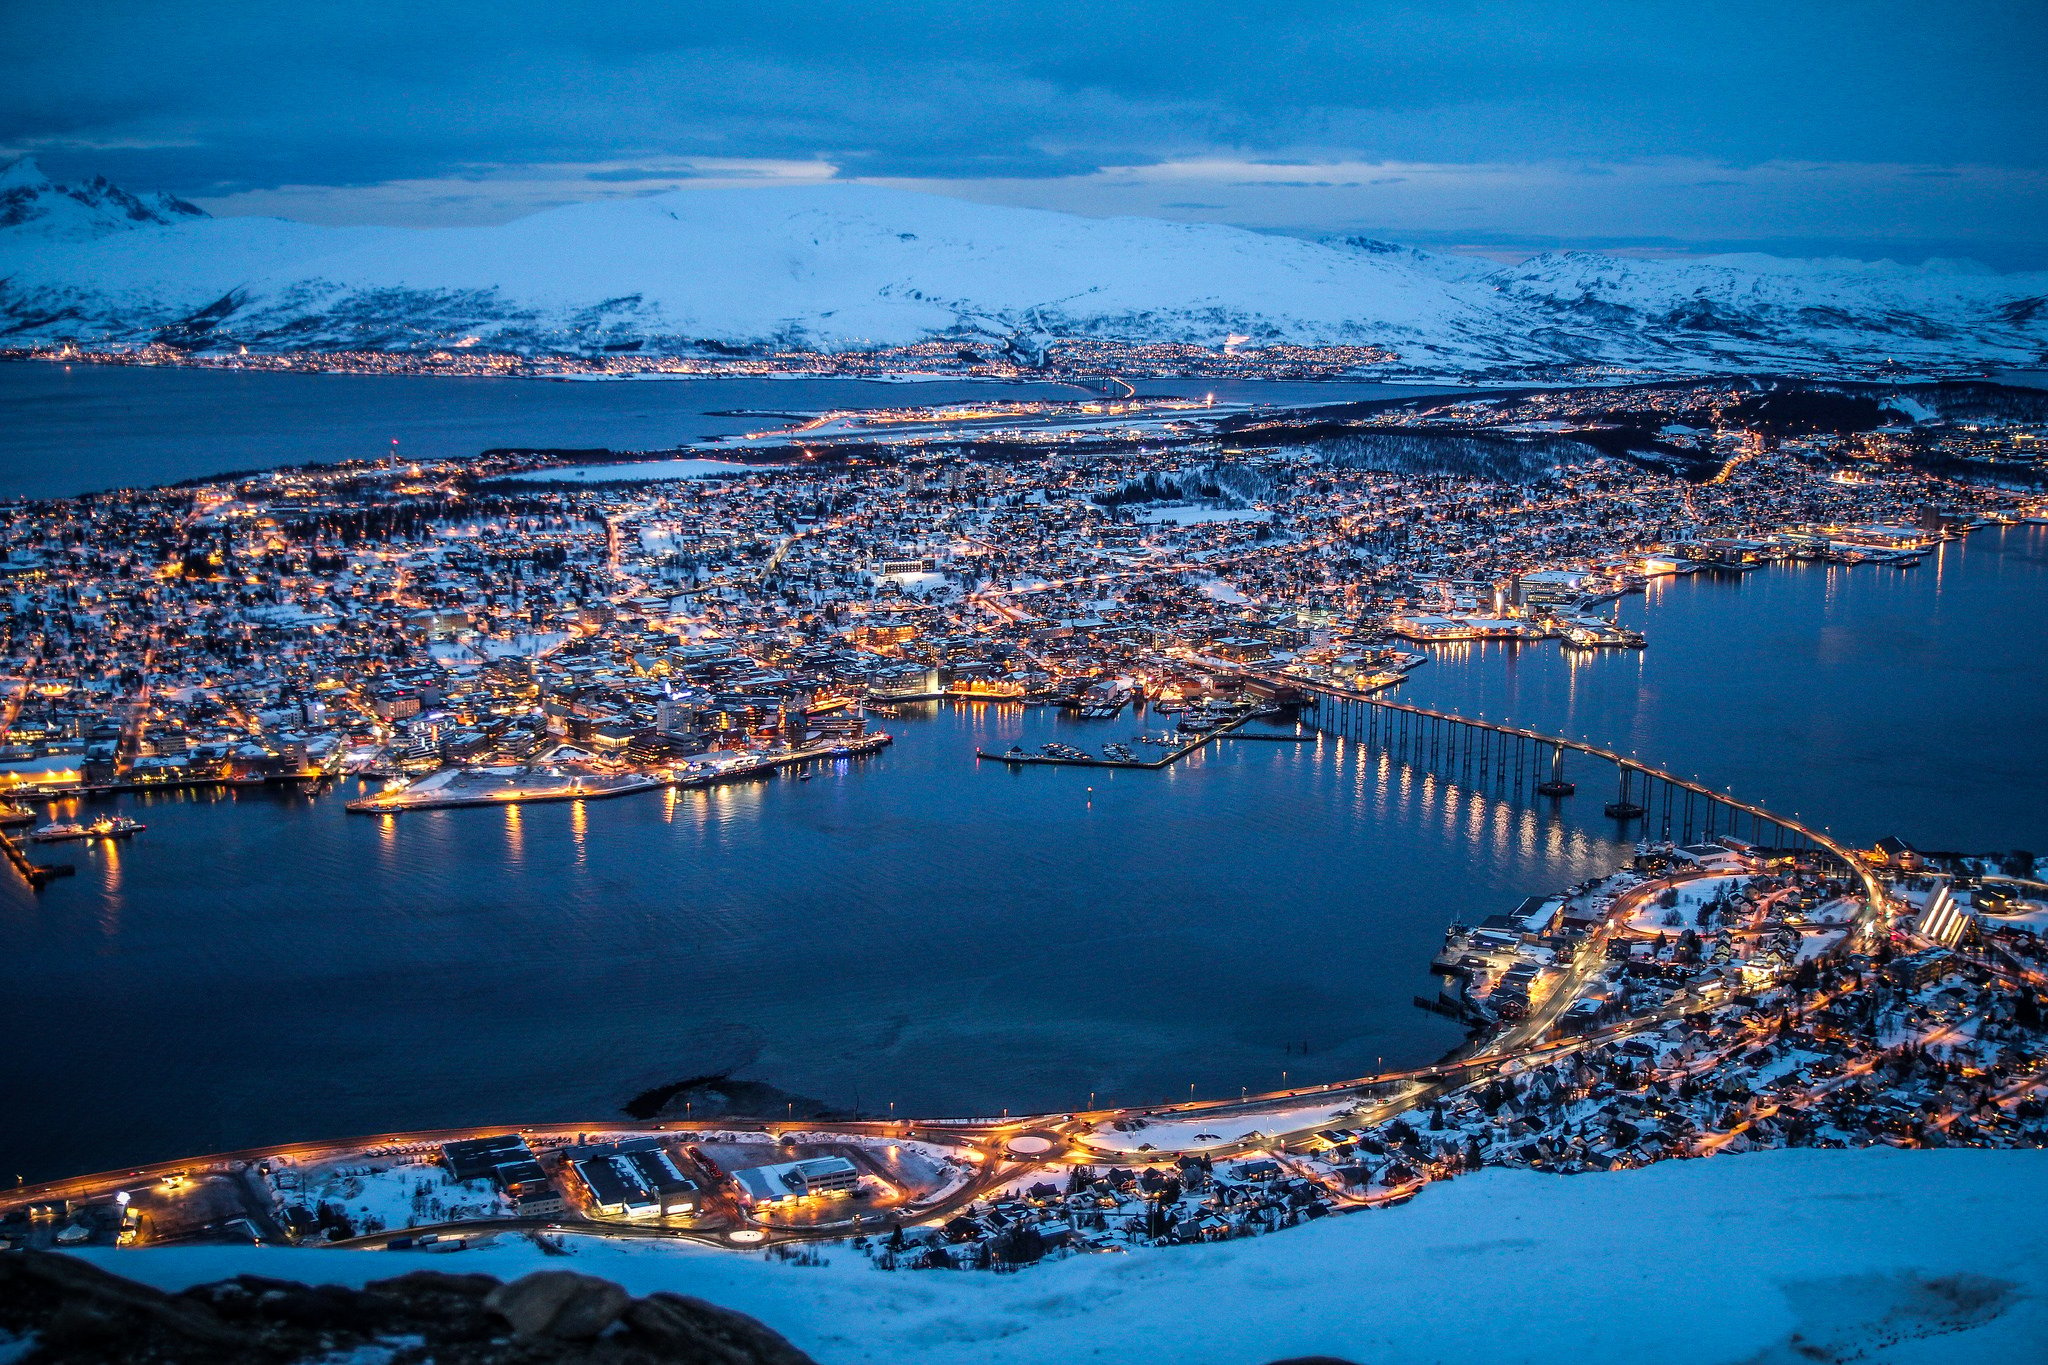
[0,803,35,827]
[30,815,146,842]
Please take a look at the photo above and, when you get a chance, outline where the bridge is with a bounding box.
[1253,674,1888,917]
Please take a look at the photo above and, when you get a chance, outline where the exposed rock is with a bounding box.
[0,1249,817,1364]
[622,1292,820,1365]
[485,1271,630,1340]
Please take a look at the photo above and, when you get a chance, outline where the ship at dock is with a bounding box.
[28,815,146,842]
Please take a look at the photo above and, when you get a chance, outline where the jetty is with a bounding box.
[0,828,71,890]
[977,713,1306,770]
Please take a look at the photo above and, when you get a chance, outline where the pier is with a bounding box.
[0,828,70,890]
[977,712,1265,769]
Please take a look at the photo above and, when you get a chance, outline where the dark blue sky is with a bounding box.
[5,0,2045,263]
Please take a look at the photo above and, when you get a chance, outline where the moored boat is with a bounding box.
[30,815,146,842]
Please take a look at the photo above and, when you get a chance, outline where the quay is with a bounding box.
[976,712,1268,769]
[344,733,893,815]
[978,749,1167,770]
[0,828,71,890]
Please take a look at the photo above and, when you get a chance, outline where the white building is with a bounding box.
[731,1156,861,1206]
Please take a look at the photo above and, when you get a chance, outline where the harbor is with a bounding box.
[975,701,1291,769]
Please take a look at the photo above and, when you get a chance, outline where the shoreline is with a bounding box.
[4,347,2007,389]
[342,733,894,815]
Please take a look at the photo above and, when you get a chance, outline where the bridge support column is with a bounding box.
[1605,764,1644,819]
[1535,742,1575,797]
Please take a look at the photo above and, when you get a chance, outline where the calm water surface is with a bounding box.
[0,363,1457,498]
[2,704,1620,1183]
[1396,526,2048,853]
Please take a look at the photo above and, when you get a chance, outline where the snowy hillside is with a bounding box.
[2,166,2044,377]
[70,1149,2048,1365]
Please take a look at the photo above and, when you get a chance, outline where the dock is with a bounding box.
[0,829,71,890]
[978,715,1309,770]
[977,749,1171,770]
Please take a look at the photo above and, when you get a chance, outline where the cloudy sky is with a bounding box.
[5,0,2045,265]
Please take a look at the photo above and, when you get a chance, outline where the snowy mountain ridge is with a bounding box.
[1,166,2043,377]
[0,157,207,243]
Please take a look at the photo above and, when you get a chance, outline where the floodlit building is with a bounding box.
[731,1155,861,1206]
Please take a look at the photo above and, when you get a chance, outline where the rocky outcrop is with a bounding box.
[0,1250,818,1364]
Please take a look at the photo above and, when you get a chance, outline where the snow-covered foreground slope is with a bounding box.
[73,1149,2048,1365]
[2,166,2045,376]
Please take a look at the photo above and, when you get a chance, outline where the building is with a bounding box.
[441,1134,566,1215]
[570,1157,646,1217]
[730,1155,861,1207]
[441,1135,531,1183]
[1886,947,1955,991]
[569,1146,701,1219]
[1913,883,1968,948]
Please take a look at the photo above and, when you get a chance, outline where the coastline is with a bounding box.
[342,734,893,815]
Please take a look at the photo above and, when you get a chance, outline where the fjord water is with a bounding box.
[0,707,1608,1183]
[0,362,1456,498]
[1394,525,2048,854]
[3,533,2043,1183]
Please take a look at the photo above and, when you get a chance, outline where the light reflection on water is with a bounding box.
[0,698,1635,1182]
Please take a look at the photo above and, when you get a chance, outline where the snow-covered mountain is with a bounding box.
[0,158,207,242]
[1,165,2043,377]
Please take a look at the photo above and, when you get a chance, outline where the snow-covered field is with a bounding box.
[73,1149,2046,1365]
[273,1156,505,1237]
[1085,1099,1360,1154]
[1627,874,1751,932]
